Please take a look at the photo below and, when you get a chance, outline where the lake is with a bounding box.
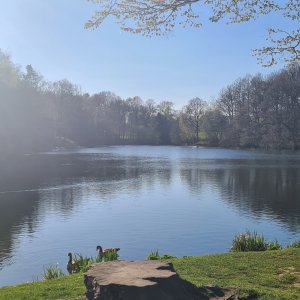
[0,146,299,287]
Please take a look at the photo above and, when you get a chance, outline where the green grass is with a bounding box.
[0,273,84,300]
[0,248,299,300]
[169,248,300,300]
[42,264,65,280]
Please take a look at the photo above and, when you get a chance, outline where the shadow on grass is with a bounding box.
[198,285,257,299]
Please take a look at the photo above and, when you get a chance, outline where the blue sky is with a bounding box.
[0,0,289,108]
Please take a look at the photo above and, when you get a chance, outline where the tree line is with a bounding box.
[0,49,299,156]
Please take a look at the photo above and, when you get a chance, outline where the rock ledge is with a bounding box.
[84,260,202,300]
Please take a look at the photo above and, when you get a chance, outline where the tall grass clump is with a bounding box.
[147,249,160,260]
[267,240,282,250]
[96,250,119,263]
[231,231,267,252]
[287,240,300,248]
[72,254,94,272]
[43,264,65,280]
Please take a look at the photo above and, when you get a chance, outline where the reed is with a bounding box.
[230,232,300,252]
[267,240,282,250]
[231,231,267,252]
[287,240,300,248]
[43,264,65,280]
[72,254,94,272]
[147,249,160,260]
[96,250,119,262]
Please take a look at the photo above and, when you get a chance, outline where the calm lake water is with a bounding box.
[0,146,300,286]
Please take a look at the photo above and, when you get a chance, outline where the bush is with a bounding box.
[43,264,65,280]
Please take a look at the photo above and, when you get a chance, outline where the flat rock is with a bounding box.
[84,260,203,300]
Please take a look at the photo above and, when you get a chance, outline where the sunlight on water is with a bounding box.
[0,146,299,286]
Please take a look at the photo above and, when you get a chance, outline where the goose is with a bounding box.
[67,252,79,274]
[96,245,120,259]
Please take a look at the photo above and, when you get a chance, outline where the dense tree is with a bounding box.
[155,101,180,144]
[0,51,54,156]
[216,67,300,150]
[202,108,227,145]
[264,67,300,150]
[0,51,21,87]
[86,0,300,66]
[0,49,299,155]
[23,65,44,90]
[180,97,206,143]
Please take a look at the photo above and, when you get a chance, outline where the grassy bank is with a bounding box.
[0,248,299,300]
[171,248,300,300]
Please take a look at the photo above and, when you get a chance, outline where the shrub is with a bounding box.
[43,264,65,280]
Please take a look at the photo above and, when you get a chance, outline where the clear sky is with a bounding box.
[0,0,289,108]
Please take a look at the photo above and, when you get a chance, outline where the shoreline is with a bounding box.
[0,248,299,299]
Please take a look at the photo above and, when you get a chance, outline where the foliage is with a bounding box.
[160,254,177,259]
[147,249,160,260]
[231,232,300,252]
[180,97,206,143]
[96,250,119,263]
[86,0,300,66]
[70,251,119,272]
[1,249,299,300]
[1,49,299,154]
[42,264,65,280]
[146,249,177,260]
[231,231,268,252]
[72,254,94,273]
[267,240,282,251]
[68,251,120,273]
[217,69,300,150]
[0,50,55,156]
[287,240,300,248]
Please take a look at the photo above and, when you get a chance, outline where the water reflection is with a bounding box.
[217,165,300,231]
[0,192,40,268]
[0,147,299,286]
[0,153,174,269]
